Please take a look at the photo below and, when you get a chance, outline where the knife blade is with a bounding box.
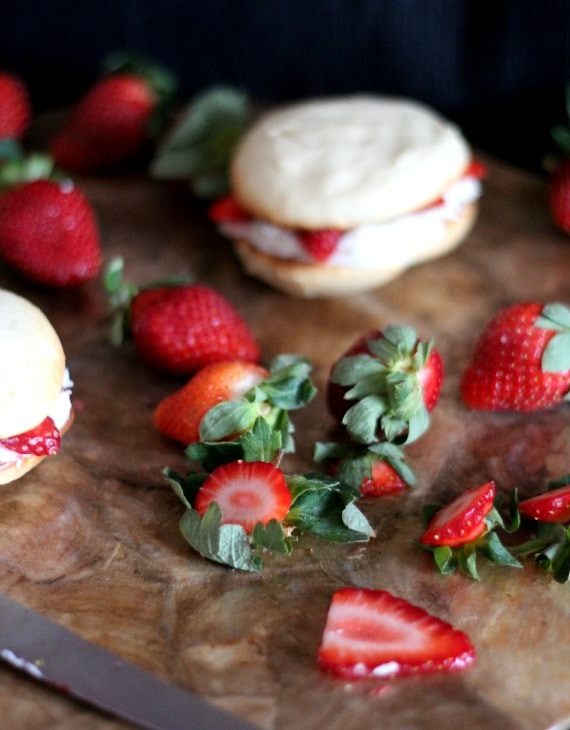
[0,593,258,730]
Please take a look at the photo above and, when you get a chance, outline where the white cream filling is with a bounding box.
[219,176,481,270]
[0,369,73,467]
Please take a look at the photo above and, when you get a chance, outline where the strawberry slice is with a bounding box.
[464,158,487,179]
[419,481,496,547]
[317,588,475,679]
[208,195,251,222]
[0,416,61,456]
[519,484,570,523]
[194,460,292,533]
[297,229,342,263]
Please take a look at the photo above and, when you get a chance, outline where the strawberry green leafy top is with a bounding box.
[162,355,375,571]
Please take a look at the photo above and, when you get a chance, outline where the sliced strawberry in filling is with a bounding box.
[208,195,251,222]
[1,416,61,456]
[297,229,343,262]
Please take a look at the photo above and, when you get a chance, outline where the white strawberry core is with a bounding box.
[0,369,73,468]
[218,175,481,267]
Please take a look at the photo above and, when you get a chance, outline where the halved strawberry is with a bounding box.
[153,361,269,445]
[419,481,496,548]
[317,587,475,679]
[194,459,292,532]
[1,416,61,456]
[297,229,342,263]
[519,483,570,523]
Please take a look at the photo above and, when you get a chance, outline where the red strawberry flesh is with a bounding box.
[420,481,495,547]
[0,417,61,456]
[519,484,570,523]
[297,229,342,263]
[317,588,475,679]
[361,460,408,497]
[194,460,292,533]
[208,195,251,222]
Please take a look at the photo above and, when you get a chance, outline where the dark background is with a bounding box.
[1,0,568,171]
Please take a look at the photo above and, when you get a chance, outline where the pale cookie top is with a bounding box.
[231,96,471,228]
[0,289,65,438]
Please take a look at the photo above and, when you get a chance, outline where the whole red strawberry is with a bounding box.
[460,301,570,411]
[130,285,262,375]
[50,59,177,174]
[153,360,269,445]
[0,178,102,286]
[548,158,570,233]
[0,71,31,140]
[326,325,443,444]
[105,259,262,375]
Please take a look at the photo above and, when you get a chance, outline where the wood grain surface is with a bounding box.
[0,153,569,730]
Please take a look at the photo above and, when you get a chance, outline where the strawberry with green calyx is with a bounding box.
[418,482,521,581]
[461,301,570,412]
[327,325,443,446]
[510,475,570,583]
[0,150,102,286]
[50,54,178,175]
[317,588,475,680]
[511,521,570,584]
[153,361,270,446]
[0,156,102,287]
[185,416,282,474]
[104,257,261,375]
[314,440,415,496]
[155,355,315,458]
[197,354,316,453]
[164,424,374,571]
[518,475,570,523]
[150,85,252,199]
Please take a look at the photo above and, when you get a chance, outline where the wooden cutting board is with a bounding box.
[0,153,569,730]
